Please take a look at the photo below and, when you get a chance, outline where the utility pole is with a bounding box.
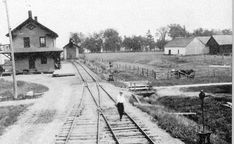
[3,0,18,99]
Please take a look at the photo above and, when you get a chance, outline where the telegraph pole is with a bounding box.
[3,0,18,99]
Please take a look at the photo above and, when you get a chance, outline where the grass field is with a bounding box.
[129,84,231,144]
[84,52,232,84]
[0,79,49,101]
[0,104,31,136]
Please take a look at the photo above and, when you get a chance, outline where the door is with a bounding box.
[29,56,35,69]
[168,50,171,55]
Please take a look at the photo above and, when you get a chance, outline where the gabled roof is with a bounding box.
[6,11,58,38]
[196,36,211,45]
[212,35,232,45]
[165,37,194,47]
[63,40,80,49]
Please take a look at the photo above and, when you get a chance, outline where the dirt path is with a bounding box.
[0,62,82,144]
[154,82,231,97]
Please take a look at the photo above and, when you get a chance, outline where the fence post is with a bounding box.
[142,68,144,75]
[146,69,148,77]
[153,70,156,79]
[167,70,169,79]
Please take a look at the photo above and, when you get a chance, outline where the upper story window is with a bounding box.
[39,37,46,47]
[24,37,30,48]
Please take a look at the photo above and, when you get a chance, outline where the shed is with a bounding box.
[211,35,232,55]
[63,39,80,59]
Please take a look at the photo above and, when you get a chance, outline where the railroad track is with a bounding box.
[55,60,159,144]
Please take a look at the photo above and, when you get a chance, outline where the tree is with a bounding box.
[193,28,215,36]
[168,24,189,39]
[70,32,85,53]
[193,28,232,36]
[122,36,147,52]
[221,29,232,35]
[155,27,169,50]
[145,30,156,51]
[83,32,103,53]
[103,28,122,52]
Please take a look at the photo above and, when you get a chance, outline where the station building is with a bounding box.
[0,10,62,73]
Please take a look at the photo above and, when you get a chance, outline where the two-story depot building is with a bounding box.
[0,10,62,73]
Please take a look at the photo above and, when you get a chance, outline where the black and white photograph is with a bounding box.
[0,0,232,144]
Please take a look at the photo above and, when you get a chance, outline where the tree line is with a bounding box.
[70,24,232,53]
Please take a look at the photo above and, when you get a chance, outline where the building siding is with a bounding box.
[164,47,186,55]
[13,25,55,49]
[185,38,209,55]
[15,56,54,72]
[63,43,79,59]
[66,47,77,59]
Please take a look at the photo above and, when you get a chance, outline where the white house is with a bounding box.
[164,37,210,55]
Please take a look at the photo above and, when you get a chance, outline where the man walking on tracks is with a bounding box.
[116,91,125,121]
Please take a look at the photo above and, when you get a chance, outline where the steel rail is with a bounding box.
[71,60,86,82]
[72,60,120,144]
[75,60,156,144]
[63,83,85,144]
[86,86,120,144]
[71,61,118,144]
[98,84,155,144]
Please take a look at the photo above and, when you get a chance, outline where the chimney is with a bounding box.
[28,10,32,18]
[34,16,37,21]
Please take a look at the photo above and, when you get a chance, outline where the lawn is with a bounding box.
[129,84,232,144]
[0,79,49,101]
[84,52,232,85]
[0,104,31,136]
[157,96,231,144]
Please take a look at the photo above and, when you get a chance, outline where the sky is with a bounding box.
[0,0,232,48]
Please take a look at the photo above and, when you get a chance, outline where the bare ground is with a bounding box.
[0,62,82,144]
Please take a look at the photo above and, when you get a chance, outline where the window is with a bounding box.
[39,37,46,47]
[24,37,30,48]
[41,56,47,64]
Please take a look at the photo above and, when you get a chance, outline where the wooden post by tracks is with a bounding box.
[153,70,156,79]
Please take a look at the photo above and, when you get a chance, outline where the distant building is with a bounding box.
[63,39,80,59]
[83,48,91,53]
[0,44,10,65]
[164,37,210,55]
[0,10,62,73]
[210,35,232,55]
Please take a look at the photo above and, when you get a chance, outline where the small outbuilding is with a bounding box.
[164,37,210,55]
[211,35,232,55]
[63,39,80,59]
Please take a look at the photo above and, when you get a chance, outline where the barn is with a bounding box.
[164,37,210,55]
[63,39,80,59]
[211,35,232,55]
[0,10,62,73]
